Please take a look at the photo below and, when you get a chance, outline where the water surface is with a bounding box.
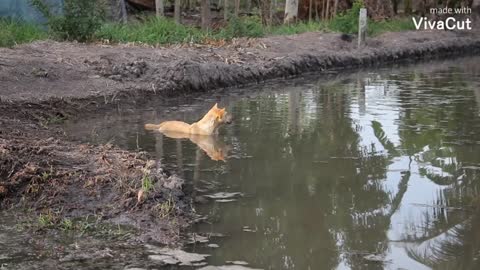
[61,56,480,269]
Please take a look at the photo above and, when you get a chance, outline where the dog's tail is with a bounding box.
[144,123,164,130]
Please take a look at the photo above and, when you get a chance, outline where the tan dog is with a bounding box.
[145,104,231,161]
[144,103,231,135]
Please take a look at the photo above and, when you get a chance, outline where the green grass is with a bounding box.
[368,17,415,36]
[1,13,415,48]
[217,16,265,39]
[267,21,328,35]
[0,19,47,47]
[95,17,206,45]
[96,15,414,46]
[141,174,154,193]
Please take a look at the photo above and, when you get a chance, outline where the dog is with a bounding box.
[145,103,231,161]
[144,103,232,135]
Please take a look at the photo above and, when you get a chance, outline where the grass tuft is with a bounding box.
[0,19,47,48]
[95,17,206,45]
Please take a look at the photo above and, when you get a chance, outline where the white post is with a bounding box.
[358,8,367,48]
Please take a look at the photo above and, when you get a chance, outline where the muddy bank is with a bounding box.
[1,29,480,103]
[0,104,192,244]
[1,28,480,245]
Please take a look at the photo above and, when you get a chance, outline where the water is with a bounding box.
[10,56,480,269]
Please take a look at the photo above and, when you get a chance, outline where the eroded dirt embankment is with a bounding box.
[1,28,480,244]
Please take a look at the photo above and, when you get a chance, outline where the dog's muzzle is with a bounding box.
[225,114,233,124]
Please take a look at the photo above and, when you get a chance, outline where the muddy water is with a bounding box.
[47,56,480,269]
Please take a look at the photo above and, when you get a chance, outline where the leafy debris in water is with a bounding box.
[204,192,242,200]
[147,245,209,266]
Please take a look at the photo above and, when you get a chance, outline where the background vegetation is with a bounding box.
[5,0,465,47]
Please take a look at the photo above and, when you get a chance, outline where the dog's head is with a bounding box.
[209,103,232,125]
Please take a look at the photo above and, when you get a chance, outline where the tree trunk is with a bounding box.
[333,0,338,17]
[246,0,251,13]
[270,0,276,23]
[174,0,181,23]
[260,0,272,25]
[309,0,312,21]
[120,0,128,23]
[404,0,412,14]
[224,0,229,20]
[202,0,211,30]
[155,0,164,16]
[284,0,298,24]
[235,0,240,17]
[325,0,330,20]
[474,0,480,10]
[392,0,398,14]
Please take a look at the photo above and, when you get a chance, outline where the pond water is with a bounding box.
[22,56,480,269]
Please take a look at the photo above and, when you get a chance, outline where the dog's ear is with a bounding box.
[212,103,218,109]
[217,108,226,117]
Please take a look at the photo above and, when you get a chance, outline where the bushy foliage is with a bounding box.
[31,0,105,42]
[329,0,364,34]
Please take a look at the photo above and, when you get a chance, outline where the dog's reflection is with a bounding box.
[160,130,228,161]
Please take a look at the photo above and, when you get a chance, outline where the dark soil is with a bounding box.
[1,28,480,244]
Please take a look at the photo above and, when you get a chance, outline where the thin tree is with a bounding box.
[325,0,330,20]
[284,0,298,24]
[201,0,211,30]
[474,0,480,10]
[391,0,398,14]
[224,0,229,20]
[260,0,272,25]
[246,0,251,13]
[333,0,338,18]
[174,0,181,23]
[235,0,240,17]
[155,0,164,16]
[119,0,127,23]
[309,0,313,22]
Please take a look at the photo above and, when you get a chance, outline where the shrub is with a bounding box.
[329,0,364,34]
[31,0,105,42]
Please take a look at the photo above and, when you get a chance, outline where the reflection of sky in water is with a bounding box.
[343,70,477,269]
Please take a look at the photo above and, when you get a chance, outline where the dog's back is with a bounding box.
[144,103,231,135]
[144,121,191,133]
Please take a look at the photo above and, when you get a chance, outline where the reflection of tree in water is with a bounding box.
[149,57,480,269]
[381,63,480,269]
[223,80,399,269]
